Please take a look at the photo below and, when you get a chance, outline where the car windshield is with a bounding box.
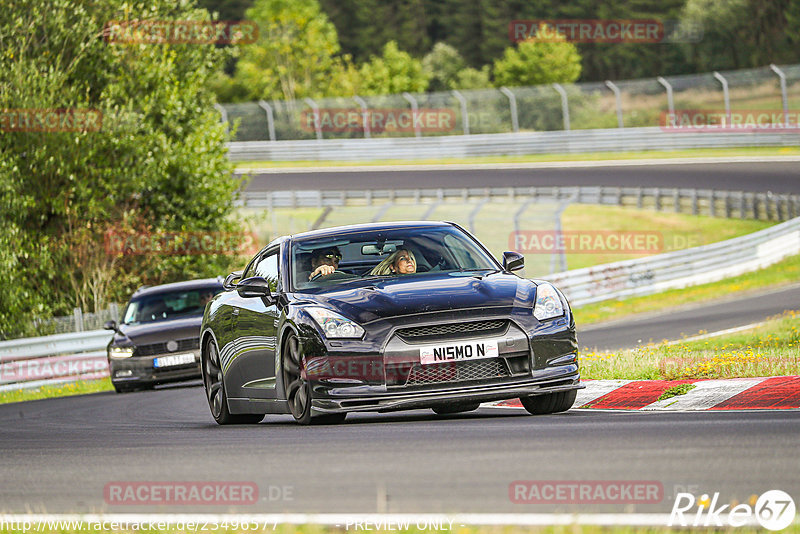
[122,287,221,324]
[291,225,499,291]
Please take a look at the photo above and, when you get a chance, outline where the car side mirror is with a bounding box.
[237,276,272,299]
[103,320,119,333]
[502,251,525,272]
[223,270,243,290]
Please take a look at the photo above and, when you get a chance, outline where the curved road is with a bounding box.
[1,388,798,514]
[1,286,799,514]
[242,160,800,193]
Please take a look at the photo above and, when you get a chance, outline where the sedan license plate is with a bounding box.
[419,340,498,365]
[154,353,196,368]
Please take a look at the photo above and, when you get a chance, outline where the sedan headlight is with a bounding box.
[306,307,365,339]
[533,283,565,321]
[109,346,134,358]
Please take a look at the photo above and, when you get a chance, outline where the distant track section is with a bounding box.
[240,159,800,193]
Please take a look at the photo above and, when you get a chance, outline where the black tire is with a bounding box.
[282,333,346,425]
[311,413,347,425]
[432,402,480,415]
[282,332,313,425]
[520,390,577,415]
[113,384,134,393]
[203,337,263,425]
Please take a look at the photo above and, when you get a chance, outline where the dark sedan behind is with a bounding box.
[105,278,223,393]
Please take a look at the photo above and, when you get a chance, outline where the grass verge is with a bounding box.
[581,311,800,380]
[573,253,800,327]
[558,205,770,271]
[234,146,800,168]
[0,378,113,405]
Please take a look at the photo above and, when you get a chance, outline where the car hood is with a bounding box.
[297,272,536,324]
[114,316,202,346]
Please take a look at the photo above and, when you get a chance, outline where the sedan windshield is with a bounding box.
[291,225,498,291]
[122,287,221,324]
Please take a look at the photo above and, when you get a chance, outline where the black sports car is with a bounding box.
[105,279,223,393]
[200,221,580,425]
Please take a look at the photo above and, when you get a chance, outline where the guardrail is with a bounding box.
[237,186,800,221]
[548,215,800,307]
[0,330,110,391]
[227,127,800,162]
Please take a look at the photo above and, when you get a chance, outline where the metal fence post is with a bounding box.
[353,95,371,139]
[303,97,323,140]
[109,303,119,322]
[499,87,519,133]
[769,64,790,127]
[551,194,575,274]
[73,307,84,333]
[605,81,624,128]
[402,92,421,138]
[451,90,470,135]
[709,190,716,217]
[468,198,488,234]
[257,100,276,141]
[213,104,229,134]
[552,83,570,131]
[713,72,731,126]
[657,76,675,126]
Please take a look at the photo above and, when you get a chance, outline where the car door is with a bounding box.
[228,247,281,399]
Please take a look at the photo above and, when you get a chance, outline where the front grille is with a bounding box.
[134,338,199,357]
[396,320,507,342]
[405,359,509,386]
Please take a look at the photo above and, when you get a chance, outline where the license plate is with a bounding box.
[154,353,196,368]
[419,340,499,365]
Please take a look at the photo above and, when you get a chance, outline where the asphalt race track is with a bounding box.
[579,283,800,350]
[1,386,799,514]
[242,160,800,193]
[2,286,799,514]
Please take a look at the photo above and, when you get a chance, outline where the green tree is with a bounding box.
[234,0,346,101]
[454,66,492,90]
[680,0,799,72]
[423,42,465,91]
[493,31,582,87]
[357,41,429,95]
[0,0,241,338]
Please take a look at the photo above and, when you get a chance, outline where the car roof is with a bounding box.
[131,278,224,299]
[287,221,454,242]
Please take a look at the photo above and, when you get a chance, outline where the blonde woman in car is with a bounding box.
[370,249,417,276]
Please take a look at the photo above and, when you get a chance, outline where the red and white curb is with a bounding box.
[485,376,800,411]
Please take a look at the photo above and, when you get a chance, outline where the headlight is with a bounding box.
[306,307,365,339]
[109,346,134,358]
[533,283,565,321]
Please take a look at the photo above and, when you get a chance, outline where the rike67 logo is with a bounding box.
[669,490,795,530]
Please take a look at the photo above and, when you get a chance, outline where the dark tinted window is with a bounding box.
[122,286,222,324]
[291,225,498,290]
